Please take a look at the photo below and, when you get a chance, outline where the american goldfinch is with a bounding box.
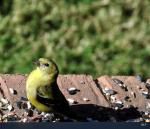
[26,58,70,114]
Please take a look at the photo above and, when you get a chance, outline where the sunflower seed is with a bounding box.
[131,92,136,98]
[113,101,123,109]
[104,87,116,95]
[124,96,130,101]
[114,107,119,110]
[116,100,123,104]
[118,84,123,87]
[9,88,17,95]
[67,98,77,104]
[22,118,28,122]
[7,105,14,111]
[110,95,116,102]
[113,79,128,91]
[27,101,32,109]
[83,97,90,102]
[67,87,79,95]
[146,103,150,109]
[25,109,33,117]
[80,81,85,84]
[0,98,8,104]
[142,91,148,98]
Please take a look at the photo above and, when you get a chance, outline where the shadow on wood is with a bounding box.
[70,104,141,121]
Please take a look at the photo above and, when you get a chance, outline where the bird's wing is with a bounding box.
[36,85,53,99]
[36,85,56,106]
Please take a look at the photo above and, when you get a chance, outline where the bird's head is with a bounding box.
[34,58,59,76]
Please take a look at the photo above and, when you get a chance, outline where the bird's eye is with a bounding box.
[44,63,49,67]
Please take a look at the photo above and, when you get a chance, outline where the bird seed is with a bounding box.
[9,88,17,95]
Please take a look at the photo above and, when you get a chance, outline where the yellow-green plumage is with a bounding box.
[26,58,69,113]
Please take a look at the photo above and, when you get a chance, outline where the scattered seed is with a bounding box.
[9,88,17,95]
[25,109,33,117]
[118,84,123,87]
[145,119,150,123]
[42,113,55,122]
[113,78,124,84]
[67,87,79,95]
[142,91,149,99]
[20,97,28,101]
[131,92,136,98]
[0,104,8,110]
[40,112,46,116]
[137,85,142,90]
[68,87,76,91]
[110,95,116,102]
[0,98,8,104]
[53,118,60,122]
[2,113,19,122]
[44,113,52,118]
[114,107,119,110]
[9,88,14,94]
[7,105,14,111]
[52,118,60,122]
[22,118,28,122]
[105,93,110,96]
[27,101,32,109]
[122,84,128,91]
[124,96,130,101]
[21,102,28,109]
[83,97,90,102]
[16,101,22,109]
[141,89,145,92]
[116,100,123,104]
[146,103,150,109]
[144,112,149,115]
[139,117,144,121]
[80,81,85,84]
[113,101,123,109]
[104,87,116,95]
[112,79,128,91]
[67,98,77,104]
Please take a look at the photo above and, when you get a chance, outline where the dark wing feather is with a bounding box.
[36,82,70,111]
[36,85,56,107]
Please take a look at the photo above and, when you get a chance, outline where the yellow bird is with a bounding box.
[26,58,70,114]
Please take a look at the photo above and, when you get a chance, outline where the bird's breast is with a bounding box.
[27,70,52,86]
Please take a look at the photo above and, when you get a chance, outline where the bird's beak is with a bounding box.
[33,60,40,66]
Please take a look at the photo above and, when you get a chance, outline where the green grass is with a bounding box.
[0,0,150,79]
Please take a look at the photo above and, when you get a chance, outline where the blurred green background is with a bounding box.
[0,0,150,78]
